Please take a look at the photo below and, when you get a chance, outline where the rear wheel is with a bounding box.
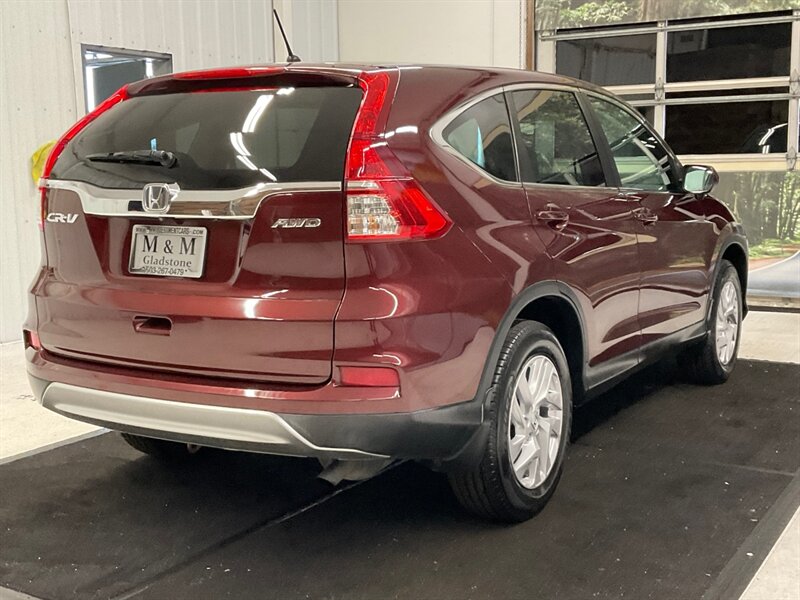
[679,260,742,384]
[448,321,572,522]
[120,433,202,460]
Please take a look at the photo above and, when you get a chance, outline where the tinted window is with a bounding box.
[510,90,604,187]
[443,94,517,181]
[52,87,363,189]
[556,34,656,86]
[665,100,789,155]
[589,97,675,192]
[667,23,791,82]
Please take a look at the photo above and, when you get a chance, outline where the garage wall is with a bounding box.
[0,0,341,344]
[337,0,525,68]
[275,0,339,62]
[1,0,79,344]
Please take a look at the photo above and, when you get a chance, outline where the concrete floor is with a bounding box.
[0,345,96,460]
[738,313,800,600]
[1,311,798,598]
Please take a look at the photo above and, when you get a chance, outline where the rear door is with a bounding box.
[38,82,362,384]
[509,88,642,377]
[584,94,713,344]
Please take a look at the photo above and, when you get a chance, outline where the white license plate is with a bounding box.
[129,224,208,278]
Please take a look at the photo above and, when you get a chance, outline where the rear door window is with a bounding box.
[443,94,517,182]
[51,86,363,189]
[510,89,605,187]
[587,96,676,192]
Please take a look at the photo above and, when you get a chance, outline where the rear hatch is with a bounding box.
[37,70,362,384]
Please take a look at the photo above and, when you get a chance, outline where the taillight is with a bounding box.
[38,85,129,229]
[37,187,47,231]
[345,72,451,242]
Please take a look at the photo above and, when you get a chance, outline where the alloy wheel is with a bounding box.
[507,354,564,489]
[715,280,739,366]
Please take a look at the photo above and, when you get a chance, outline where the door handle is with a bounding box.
[633,207,658,225]
[133,315,173,336]
[535,208,570,230]
[616,190,643,202]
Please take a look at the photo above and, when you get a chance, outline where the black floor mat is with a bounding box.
[1,360,798,600]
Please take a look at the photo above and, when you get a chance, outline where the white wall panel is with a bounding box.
[1,0,77,343]
[271,0,338,63]
[2,0,328,342]
[292,0,339,62]
[66,0,276,110]
[337,0,523,68]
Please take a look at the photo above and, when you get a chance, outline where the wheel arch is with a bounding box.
[442,281,588,471]
[721,243,748,298]
[476,281,589,411]
[711,236,749,321]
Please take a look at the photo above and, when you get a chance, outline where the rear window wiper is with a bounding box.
[86,150,177,168]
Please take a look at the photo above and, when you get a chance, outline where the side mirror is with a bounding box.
[682,164,718,195]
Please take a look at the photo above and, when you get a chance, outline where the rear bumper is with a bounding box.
[27,370,484,461]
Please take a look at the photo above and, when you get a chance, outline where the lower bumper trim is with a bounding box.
[39,381,387,459]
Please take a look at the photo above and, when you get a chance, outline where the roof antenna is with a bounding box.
[273,9,301,63]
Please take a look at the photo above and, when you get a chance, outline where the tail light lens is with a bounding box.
[346,180,450,240]
[38,85,129,229]
[345,72,451,242]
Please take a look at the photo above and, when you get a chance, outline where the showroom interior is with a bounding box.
[0,0,798,599]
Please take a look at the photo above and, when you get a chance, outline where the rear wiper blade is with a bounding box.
[86,150,177,168]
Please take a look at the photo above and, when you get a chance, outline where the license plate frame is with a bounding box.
[129,224,208,279]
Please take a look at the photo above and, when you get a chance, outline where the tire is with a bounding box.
[678,259,743,385]
[448,321,572,522]
[120,432,202,460]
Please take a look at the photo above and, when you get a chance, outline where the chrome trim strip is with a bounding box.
[43,179,343,220]
[40,382,387,459]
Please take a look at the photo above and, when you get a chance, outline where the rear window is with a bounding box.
[442,94,517,182]
[52,86,363,189]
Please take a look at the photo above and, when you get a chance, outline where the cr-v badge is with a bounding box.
[272,218,322,228]
[46,213,79,223]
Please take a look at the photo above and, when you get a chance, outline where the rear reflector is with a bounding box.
[344,71,451,242]
[338,366,399,388]
[23,329,41,351]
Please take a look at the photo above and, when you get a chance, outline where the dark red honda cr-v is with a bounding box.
[25,64,747,521]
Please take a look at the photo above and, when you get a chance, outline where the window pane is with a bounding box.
[511,90,604,187]
[556,34,656,86]
[54,88,362,189]
[665,101,789,154]
[443,94,517,181]
[636,106,655,126]
[667,23,791,82]
[83,46,172,112]
[589,97,674,192]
